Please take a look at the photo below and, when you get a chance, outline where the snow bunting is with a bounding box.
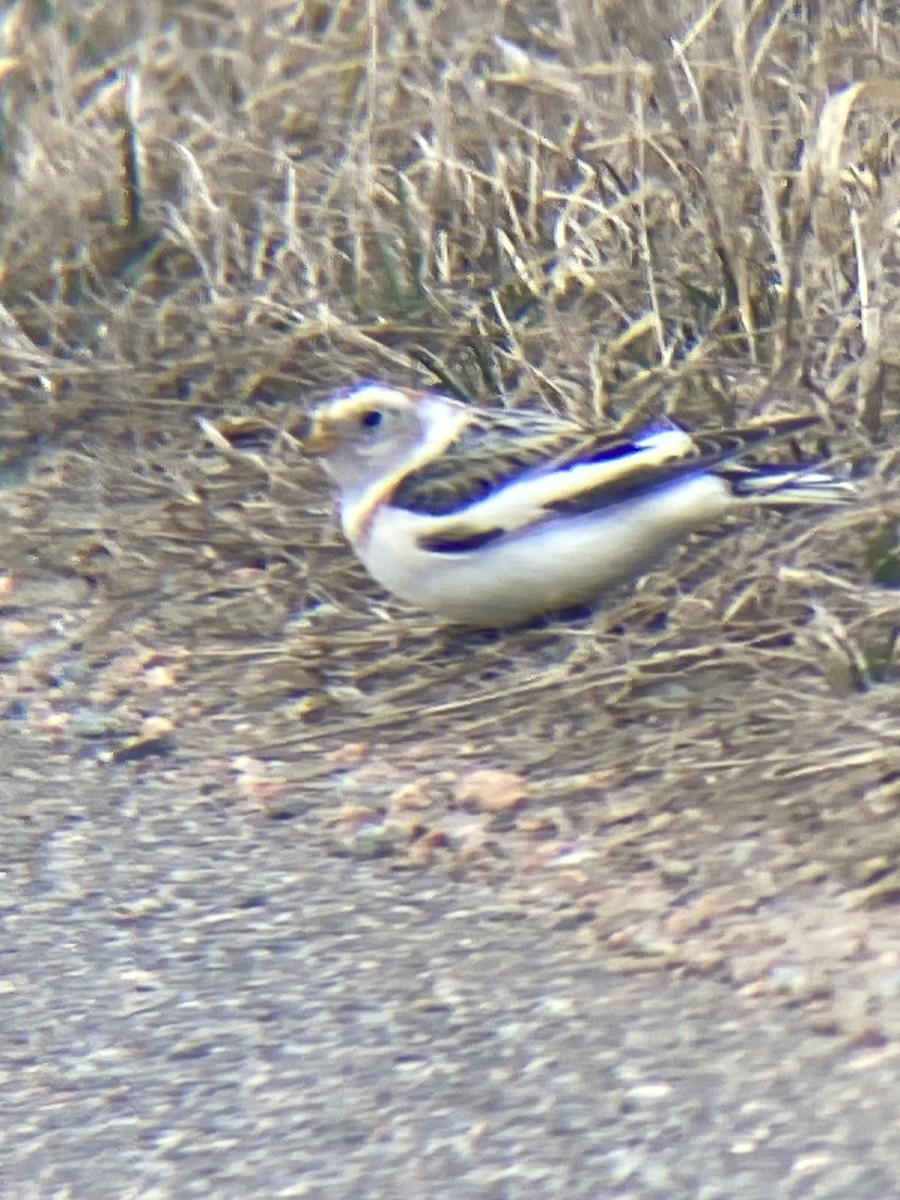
[300,384,853,626]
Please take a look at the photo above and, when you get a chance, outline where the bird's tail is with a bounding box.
[724,465,857,506]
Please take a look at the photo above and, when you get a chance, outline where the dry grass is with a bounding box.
[1,0,899,943]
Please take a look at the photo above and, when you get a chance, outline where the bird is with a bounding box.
[299,383,854,627]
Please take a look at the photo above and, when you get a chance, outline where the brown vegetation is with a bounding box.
[1,0,900,1025]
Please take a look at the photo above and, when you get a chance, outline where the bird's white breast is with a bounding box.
[347,473,733,626]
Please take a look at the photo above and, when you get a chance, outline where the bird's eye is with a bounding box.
[360,409,383,429]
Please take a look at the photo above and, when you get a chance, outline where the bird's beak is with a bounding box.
[296,413,336,455]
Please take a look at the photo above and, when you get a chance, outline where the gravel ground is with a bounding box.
[4,748,900,1200]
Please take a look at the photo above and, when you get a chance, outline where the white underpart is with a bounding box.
[352,472,733,626]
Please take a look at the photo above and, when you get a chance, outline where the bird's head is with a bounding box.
[300,384,470,498]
